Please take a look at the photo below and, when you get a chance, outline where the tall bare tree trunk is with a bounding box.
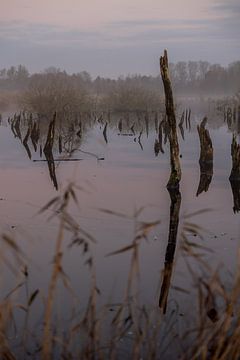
[160,50,181,189]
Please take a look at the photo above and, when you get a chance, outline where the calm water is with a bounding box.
[0,102,239,356]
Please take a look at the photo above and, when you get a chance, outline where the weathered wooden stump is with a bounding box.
[196,117,213,196]
[197,117,213,165]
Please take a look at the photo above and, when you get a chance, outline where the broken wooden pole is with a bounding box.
[160,50,181,189]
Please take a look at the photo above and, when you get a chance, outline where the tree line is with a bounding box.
[0,60,239,113]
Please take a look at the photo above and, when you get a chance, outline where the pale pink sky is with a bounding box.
[1,0,212,28]
[0,0,239,76]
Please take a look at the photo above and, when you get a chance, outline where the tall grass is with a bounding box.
[0,185,239,359]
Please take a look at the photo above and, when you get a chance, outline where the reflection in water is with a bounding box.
[229,134,240,181]
[6,107,239,198]
[103,122,108,144]
[43,113,58,190]
[229,134,240,212]
[196,161,213,196]
[22,126,32,160]
[118,118,122,133]
[196,117,213,196]
[30,121,40,151]
[229,180,240,213]
[154,120,164,156]
[13,113,22,141]
[138,130,143,150]
[159,188,181,313]
[178,108,191,139]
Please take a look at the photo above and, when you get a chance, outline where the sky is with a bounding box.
[0,0,239,77]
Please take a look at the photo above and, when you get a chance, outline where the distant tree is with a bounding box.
[175,62,188,85]
[104,81,161,112]
[44,66,62,74]
[0,68,7,79]
[188,61,198,83]
[198,61,210,80]
[16,65,29,82]
[22,72,89,116]
[7,66,17,80]
[78,71,91,83]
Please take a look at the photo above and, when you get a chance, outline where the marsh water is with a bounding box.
[0,99,240,356]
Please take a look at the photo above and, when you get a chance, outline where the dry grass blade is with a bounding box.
[138,220,161,238]
[38,196,60,214]
[28,289,39,307]
[171,286,190,294]
[2,235,22,254]
[5,282,25,300]
[106,244,136,257]
[183,208,213,219]
[98,208,130,219]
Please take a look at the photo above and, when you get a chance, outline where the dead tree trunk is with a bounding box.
[160,50,181,189]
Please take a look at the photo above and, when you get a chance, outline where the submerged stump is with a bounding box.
[160,50,181,189]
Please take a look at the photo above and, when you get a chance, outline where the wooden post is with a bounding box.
[160,50,181,189]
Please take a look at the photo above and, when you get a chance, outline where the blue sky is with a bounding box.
[0,0,239,77]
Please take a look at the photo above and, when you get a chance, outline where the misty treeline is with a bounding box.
[0,60,239,113]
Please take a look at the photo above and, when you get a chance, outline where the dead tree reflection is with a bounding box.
[178,112,185,140]
[30,121,40,152]
[154,120,165,156]
[22,126,32,160]
[43,112,58,190]
[159,188,181,313]
[103,122,108,144]
[229,135,240,212]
